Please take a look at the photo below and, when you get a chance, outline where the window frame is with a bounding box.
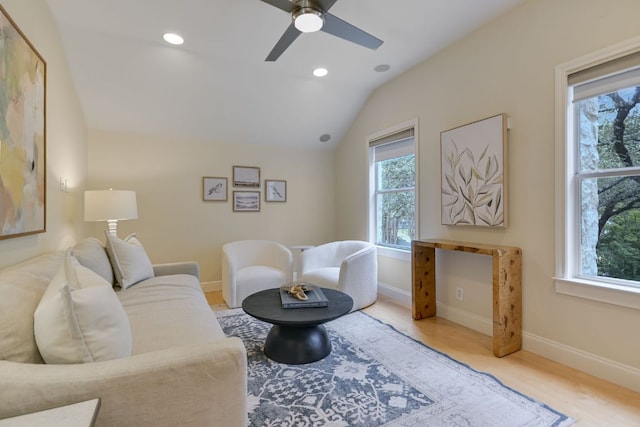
[367,119,419,259]
[554,37,640,310]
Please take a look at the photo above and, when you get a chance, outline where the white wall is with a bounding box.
[87,130,335,284]
[0,0,87,269]
[335,0,640,391]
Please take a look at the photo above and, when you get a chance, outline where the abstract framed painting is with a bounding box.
[440,113,508,227]
[0,5,47,239]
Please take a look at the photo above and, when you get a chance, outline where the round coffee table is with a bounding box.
[241,288,353,364]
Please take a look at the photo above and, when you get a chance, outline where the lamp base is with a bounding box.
[106,220,119,237]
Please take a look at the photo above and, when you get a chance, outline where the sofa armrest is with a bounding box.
[153,261,200,279]
[0,338,247,427]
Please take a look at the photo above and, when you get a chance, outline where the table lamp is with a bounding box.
[84,189,138,237]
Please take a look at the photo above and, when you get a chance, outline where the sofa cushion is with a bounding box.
[34,252,132,364]
[0,252,63,363]
[71,237,114,285]
[105,232,154,289]
[118,274,225,355]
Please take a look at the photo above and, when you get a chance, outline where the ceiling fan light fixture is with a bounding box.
[293,6,324,33]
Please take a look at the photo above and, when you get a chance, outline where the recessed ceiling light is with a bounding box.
[374,64,391,73]
[313,67,328,77]
[163,33,184,45]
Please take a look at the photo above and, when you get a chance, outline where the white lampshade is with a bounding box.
[84,190,138,236]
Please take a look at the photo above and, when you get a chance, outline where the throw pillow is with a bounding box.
[104,232,154,289]
[34,251,132,364]
[71,237,115,285]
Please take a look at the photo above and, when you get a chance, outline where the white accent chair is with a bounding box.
[222,240,293,308]
[299,240,378,311]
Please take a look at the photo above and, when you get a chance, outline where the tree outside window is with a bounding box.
[576,82,640,284]
[376,154,415,249]
[369,125,416,251]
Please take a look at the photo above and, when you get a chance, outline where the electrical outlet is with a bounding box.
[456,287,463,301]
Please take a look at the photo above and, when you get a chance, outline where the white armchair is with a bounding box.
[299,240,378,311]
[222,240,293,308]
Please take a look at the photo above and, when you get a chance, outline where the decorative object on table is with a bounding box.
[440,113,508,227]
[0,5,47,240]
[265,179,286,202]
[216,309,573,427]
[202,177,227,201]
[232,191,260,212]
[84,189,138,236]
[280,283,329,308]
[232,165,260,187]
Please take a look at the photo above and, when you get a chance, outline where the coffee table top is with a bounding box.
[242,288,353,326]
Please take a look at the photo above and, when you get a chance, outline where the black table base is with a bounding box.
[242,288,353,365]
[264,324,331,365]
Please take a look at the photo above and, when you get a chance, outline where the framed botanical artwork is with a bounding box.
[440,113,508,227]
[233,166,260,187]
[203,177,227,201]
[233,191,260,212]
[0,5,47,240]
[265,180,286,202]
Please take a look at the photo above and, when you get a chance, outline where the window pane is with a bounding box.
[376,190,415,249]
[577,86,640,172]
[376,154,415,191]
[580,177,640,283]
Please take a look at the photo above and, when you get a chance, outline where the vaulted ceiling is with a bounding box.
[45,0,525,148]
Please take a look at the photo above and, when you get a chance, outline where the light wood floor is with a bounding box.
[205,291,640,426]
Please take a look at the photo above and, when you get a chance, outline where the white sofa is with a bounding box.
[0,237,247,426]
[300,240,378,311]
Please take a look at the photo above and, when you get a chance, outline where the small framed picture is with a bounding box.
[233,191,260,212]
[233,166,260,187]
[203,177,227,201]
[265,180,287,202]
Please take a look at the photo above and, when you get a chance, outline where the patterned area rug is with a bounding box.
[215,309,573,427]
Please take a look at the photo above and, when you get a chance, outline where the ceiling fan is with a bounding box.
[260,0,384,61]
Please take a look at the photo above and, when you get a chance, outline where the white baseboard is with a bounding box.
[201,280,221,293]
[436,302,493,336]
[522,331,640,393]
[378,282,640,393]
[377,282,411,307]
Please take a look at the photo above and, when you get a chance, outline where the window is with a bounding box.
[556,41,640,309]
[368,121,417,251]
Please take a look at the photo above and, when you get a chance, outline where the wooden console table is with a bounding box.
[411,239,522,357]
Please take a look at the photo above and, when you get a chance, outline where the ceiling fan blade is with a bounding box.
[259,0,294,13]
[321,13,383,50]
[266,24,302,61]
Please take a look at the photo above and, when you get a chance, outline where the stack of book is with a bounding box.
[280,284,329,309]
